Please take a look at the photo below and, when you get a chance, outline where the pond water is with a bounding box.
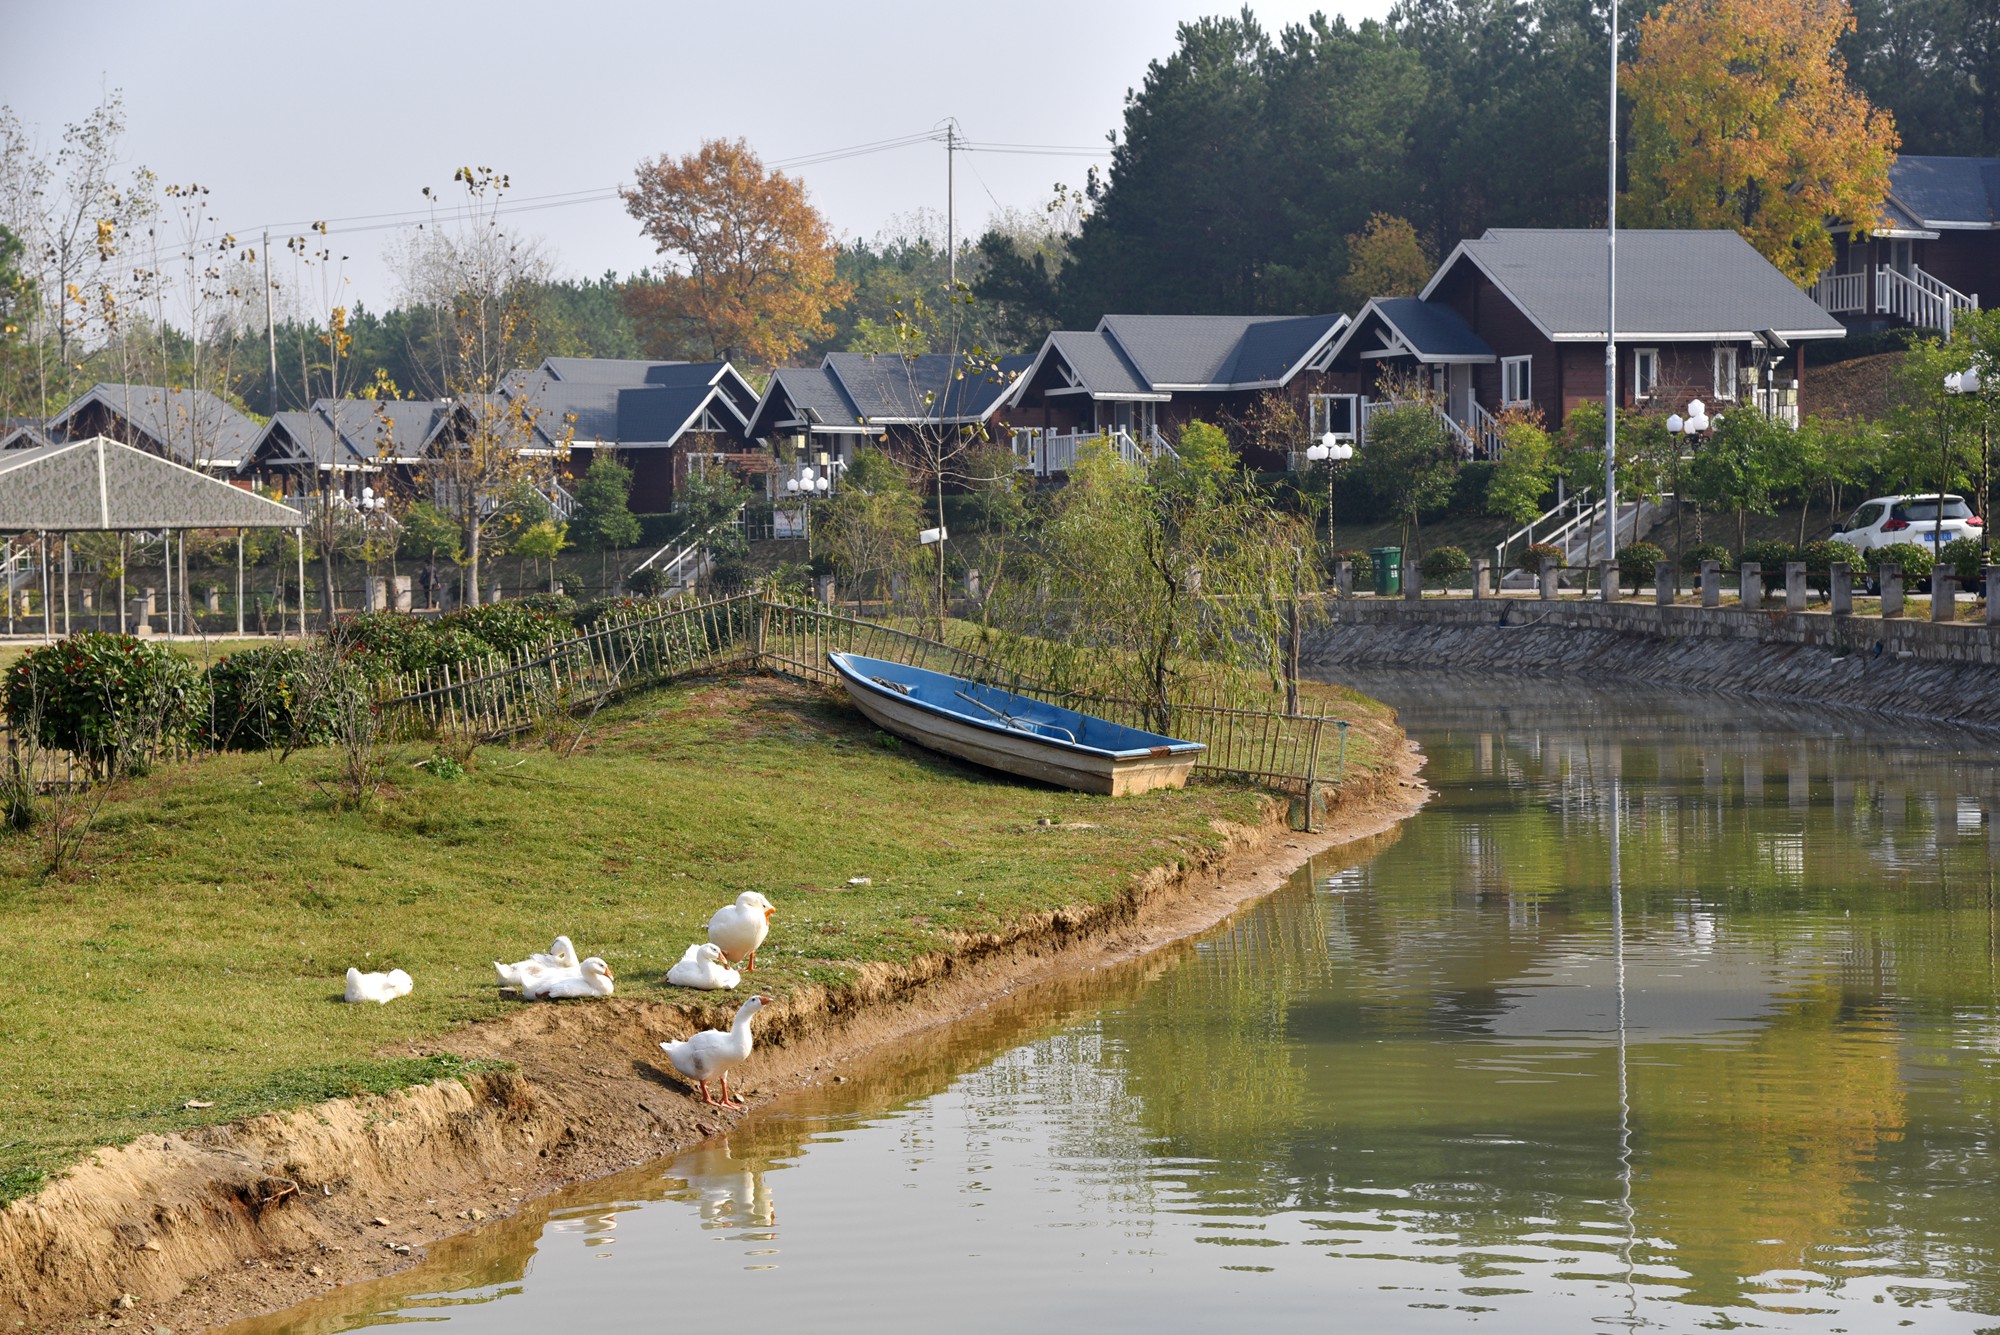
[229,679,2000,1334]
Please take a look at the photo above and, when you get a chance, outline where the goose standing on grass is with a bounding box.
[495,935,580,988]
[522,957,615,1000]
[345,967,413,1004]
[707,893,776,972]
[668,942,741,991]
[660,994,770,1108]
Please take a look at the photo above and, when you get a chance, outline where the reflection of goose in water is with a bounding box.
[664,1139,776,1229]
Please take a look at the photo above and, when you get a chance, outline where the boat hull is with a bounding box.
[841,681,1196,795]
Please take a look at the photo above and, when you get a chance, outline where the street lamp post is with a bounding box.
[1304,430,1355,573]
[358,485,392,610]
[785,466,832,556]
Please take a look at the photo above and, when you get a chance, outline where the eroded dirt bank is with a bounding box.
[3,734,1426,1334]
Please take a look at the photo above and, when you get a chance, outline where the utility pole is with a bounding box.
[1603,0,1620,564]
[945,119,958,288]
[263,229,278,411]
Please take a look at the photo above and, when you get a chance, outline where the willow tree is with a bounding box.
[1625,0,1898,284]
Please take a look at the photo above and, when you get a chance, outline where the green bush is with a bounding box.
[1801,539,1850,591]
[1331,549,1373,579]
[1617,541,1667,593]
[3,633,201,773]
[1876,541,1934,582]
[1939,537,1987,581]
[401,627,500,674]
[572,596,661,629]
[202,647,363,752]
[1418,545,1471,581]
[1680,542,1735,573]
[1521,542,1564,573]
[437,601,569,653]
[1740,540,1800,592]
[511,593,578,620]
[333,611,435,678]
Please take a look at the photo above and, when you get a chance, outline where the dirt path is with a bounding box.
[3,730,1428,1334]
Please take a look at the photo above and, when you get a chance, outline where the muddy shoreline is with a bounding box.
[4,735,1427,1334]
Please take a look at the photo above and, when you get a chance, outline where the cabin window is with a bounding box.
[1308,393,1357,440]
[1501,356,1532,407]
[1633,348,1659,400]
[1713,346,1739,400]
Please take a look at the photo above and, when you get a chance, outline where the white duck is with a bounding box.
[667,942,741,991]
[344,967,413,1004]
[494,935,580,988]
[522,957,615,1001]
[659,994,771,1108]
[707,893,776,973]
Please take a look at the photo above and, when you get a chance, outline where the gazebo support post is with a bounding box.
[61,534,70,636]
[162,532,173,640]
[178,529,188,637]
[295,528,307,638]
[235,529,244,637]
[40,532,52,642]
[118,534,127,635]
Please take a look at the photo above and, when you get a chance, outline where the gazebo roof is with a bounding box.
[0,436,303,531]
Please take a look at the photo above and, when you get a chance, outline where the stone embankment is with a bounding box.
[1306,594,2000,728]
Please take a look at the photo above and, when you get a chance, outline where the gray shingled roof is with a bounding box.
[1889,156,2000,228]
[0,437,303,530]
[500,359,750,448]
[49,384,264,467]
[1435,229,1846,340]
[1098,313,1345,388]
[1372,298,1495,359]
[745,366,865,440]
[1043,330,1157,397]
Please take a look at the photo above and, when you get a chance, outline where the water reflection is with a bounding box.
[229,681,2000,1334]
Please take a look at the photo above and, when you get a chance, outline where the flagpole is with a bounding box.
[1604,0,1621,564]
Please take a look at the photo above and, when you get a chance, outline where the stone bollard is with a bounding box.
[1403,559,1422,602]
[1539,558,1560,600]
[1785,562,1808,612]
[1986,566,2000,627]
[392,574,413,612]
[1881,564,1904,618]
[1598,560,1618,602]
[1932,571,1957,623]
[1830,562,1853,616]
[1701,560,1721,608]
[815,573,837,606]
[365,575,389,612]
[486,583,504,605]
[139,586,156,618]
[80,586,94,613]
[964,568,982,602]
[1334,560,1353,598]
[1739,562,1761,608]
[1471,558,1489,601]
[204,586,221,614]
[1654,561,1675,607]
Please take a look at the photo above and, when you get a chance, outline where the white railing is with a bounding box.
[1879,265,1977,335]
[1360,397,1494,461]
[1009,427,1177,477]
[1467,401,1505,459]
[629,505,746,593]
[1811,269,1868,315]
[1755,386,1800,429]
[541,477,576,523]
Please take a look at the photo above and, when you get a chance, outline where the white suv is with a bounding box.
[1830,494,1985,553]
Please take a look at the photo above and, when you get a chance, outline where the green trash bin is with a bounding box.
[1370,546,1402,596]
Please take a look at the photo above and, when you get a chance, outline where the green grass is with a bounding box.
[0,675,1393,1204]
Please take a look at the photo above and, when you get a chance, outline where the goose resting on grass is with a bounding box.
[494,935,580,988]
[344,967,413,1004]
[707,893,776,973]
[667,942,741,991]
[660,994,770,1108]
[522,957,615,1000]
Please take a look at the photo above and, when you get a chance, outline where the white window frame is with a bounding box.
[1713,345,1739,400]
[1633,348,1660,401]
[1501,356,1532,407]
[1308,392,1358,441]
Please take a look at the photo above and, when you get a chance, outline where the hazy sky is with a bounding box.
[3,0,1397,312]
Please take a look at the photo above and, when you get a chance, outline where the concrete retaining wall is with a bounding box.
[1303,596,2000,729]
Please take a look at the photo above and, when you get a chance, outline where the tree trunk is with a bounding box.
[466,515,482,607]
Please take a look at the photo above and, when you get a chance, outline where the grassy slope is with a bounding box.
[0,674,1391,1202]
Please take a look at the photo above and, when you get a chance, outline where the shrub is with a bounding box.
[1876,541,1934,582]
[1680,542,1734,573]
[1801,539,1851,591]
[572,596,661,629]
[400,627,500,674]
[511,593,577,620]
[1418,545,1471,581]
[1331,548,1373,579]
[1740,540,1800,592]
[1939,536,1987,582]
[626,567,664,596]
[202,646,363,752]
[1617,541,1667,593]
[3,633,201,774]
[333,611,435,678]
[1521,542,1564,573]
[437,601,569,653]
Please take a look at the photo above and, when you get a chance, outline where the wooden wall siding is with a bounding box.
[1924,233,1998,303]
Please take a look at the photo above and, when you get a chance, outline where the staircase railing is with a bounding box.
[628,504,746,591]
[1880,264,1977,335]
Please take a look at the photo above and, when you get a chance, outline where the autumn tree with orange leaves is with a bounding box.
[1624,0,1898,285]
[619,139,850,366]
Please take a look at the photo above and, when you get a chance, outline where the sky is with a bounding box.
[2,0,1398,314]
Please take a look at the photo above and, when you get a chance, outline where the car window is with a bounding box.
[1846,504,1880,529]
[1898,499,1971,522]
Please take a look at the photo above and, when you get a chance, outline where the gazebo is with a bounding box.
[0,435,306,639]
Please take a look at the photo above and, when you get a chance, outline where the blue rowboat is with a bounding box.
[827,652,1205,796]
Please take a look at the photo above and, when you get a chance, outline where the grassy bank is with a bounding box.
[0,672,1394,1204]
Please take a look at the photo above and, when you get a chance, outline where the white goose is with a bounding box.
[707,893,776,973]
[344,967,413,1004]
[494,935,580,988]
[659,994,771,1108]
[522,957,615,1000]
[667,942,741,991]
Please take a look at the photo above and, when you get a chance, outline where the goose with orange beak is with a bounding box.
[660,994,771,1109]
[522,956,615,1000]
[707,892,776,972]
